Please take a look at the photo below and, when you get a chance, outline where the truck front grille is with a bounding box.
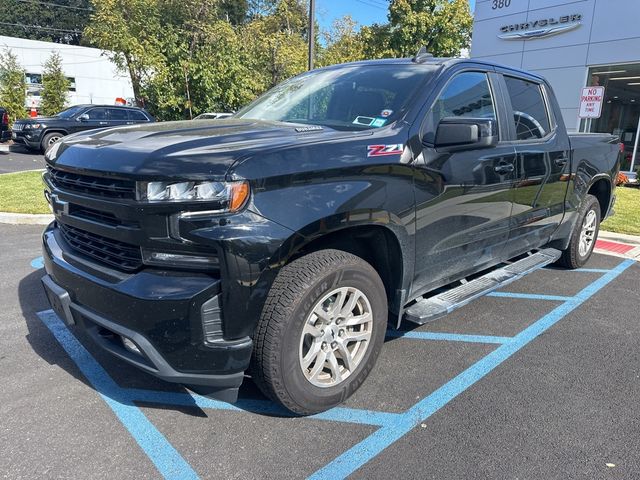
[48,166,137,200]
[58,223,143,271]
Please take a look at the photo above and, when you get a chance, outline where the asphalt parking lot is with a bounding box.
[2,223,639,479]
[0,145,45,174]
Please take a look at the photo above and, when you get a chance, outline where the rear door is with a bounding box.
[498,73,571,257]
[411,68,518,297]
[107,108,130,127]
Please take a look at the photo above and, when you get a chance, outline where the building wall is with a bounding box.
[471,0,640,131]
[0,36,134,109]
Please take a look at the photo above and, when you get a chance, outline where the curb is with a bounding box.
[595,231,640,260]
[0,212,53,225]
[598,230,640,246]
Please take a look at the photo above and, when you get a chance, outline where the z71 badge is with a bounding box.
[367,144,404,157]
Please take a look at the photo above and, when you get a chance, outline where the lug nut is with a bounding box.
[322,342,328,350]
[338,330,344,337]
[331,341,338,349]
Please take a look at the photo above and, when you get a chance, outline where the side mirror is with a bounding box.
[77,114,89,122]
[433,117,498,151]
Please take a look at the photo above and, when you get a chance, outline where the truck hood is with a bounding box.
[49,119,364,179]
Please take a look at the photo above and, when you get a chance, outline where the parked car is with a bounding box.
[12,105,154,153]
[0,107,10,143]
[40,55,620,415]
[194,112,234,120]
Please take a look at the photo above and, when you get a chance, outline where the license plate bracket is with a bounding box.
[41,275,75,326]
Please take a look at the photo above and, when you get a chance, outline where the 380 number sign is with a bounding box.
[492,0,511,9]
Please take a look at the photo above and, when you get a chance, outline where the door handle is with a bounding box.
[554,156,569,167]
[494,163,514,174]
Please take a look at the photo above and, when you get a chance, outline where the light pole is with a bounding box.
[308,0,315,70]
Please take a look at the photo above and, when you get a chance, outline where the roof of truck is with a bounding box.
[321,57,547,82]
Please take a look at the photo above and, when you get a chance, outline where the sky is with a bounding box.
[316,0,476,31]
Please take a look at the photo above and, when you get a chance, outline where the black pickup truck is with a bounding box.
[40,56,620,415]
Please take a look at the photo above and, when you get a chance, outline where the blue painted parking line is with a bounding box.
[39,310,199,480]
[574,268,613,273]
[34,258,635,480]
[386,330,512,344]
[309,259,634,479]
[487,292,573,302]
[30,256,44,269]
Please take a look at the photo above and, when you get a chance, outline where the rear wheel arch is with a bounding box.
[587,177,612,218]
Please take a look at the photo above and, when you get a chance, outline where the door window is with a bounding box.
[85,108,108,120]
[424,72,496,144]
[128,110,148,121]
[108,108,128,121]
[504,76,551,140]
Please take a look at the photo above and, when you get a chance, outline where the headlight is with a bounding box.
[139,180,250,211]
[24,123,44,129]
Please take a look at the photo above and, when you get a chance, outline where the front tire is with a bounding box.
[41,132,64,153]
[557,194,601,269]
[251,249,387,415]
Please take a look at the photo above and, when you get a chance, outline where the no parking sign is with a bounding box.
[579,86,605,118]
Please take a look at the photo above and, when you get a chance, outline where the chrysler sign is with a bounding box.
[499,14,582,40]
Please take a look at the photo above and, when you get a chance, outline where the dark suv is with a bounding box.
[12,104,154,152]
[0,107,9,143]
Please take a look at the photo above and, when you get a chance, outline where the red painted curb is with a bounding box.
[595,239,635,254]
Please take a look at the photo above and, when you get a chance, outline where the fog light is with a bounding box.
[122,336,142,356]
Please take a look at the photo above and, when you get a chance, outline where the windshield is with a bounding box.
[236,64,435,130]
[56,105,86,119]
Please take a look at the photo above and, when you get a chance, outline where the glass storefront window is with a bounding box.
[581,63,640,172]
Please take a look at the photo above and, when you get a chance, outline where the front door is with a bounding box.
[411,70,517,298]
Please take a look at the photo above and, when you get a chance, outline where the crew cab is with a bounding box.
[12,104,154,153]
[40,55,620,415]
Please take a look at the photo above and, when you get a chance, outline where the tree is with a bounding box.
[386,0,473,57]
[318,16,367,67]
[0,49,26,126]
[0,0,92,45]
[40,52,70,116]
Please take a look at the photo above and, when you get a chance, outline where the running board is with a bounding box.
[403,248,561,325]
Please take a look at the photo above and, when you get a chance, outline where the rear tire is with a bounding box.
[251,249,387,415]
[557,194,601,269]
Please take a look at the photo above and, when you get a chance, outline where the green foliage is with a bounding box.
[40,52,70,116]
[83,0,472,120]
[0,49,26,126]
[386,0,473,57]
[0,0,92,45]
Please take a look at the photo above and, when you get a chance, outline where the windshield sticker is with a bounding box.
[380,109,393,117]
[371,118,387,128]
[353,116,376,126]
[367,144,404,157]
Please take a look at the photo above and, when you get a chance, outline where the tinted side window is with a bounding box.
[504,76,551,140]
[108,108,128,120]
[424,72,496,144]
[86,108,107,120]
[128,110,148,121]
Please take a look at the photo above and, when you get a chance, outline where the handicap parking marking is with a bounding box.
[487,292,573,302]
[35,258,634,480]
[310,259,634,479]
[31,256,44,269]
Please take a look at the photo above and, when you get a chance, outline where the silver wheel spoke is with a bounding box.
[313,305,331,323]
[343,330,370,343]
[308,350,328,380]
[344,312,371,327]
[340,289,360,317]
[336,341,354,371]
[303,322,323,338]
[326,351,343,383]
[302,341,322,369]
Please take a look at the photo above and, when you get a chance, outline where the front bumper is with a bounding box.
[11,129,42,149]
[42,223,253,400]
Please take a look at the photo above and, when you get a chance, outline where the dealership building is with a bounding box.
[471,0,640,170]
[0,36,134,111]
